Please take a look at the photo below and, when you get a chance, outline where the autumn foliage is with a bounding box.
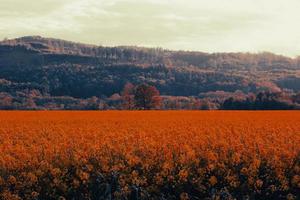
[0,111,299,199]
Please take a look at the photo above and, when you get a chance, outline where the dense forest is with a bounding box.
[1,36,300,110]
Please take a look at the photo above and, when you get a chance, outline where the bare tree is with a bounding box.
[121,83,135,110]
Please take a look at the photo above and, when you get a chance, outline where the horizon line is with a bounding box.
[2,34,299,59]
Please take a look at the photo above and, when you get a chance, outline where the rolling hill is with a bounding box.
[1,36,300,109]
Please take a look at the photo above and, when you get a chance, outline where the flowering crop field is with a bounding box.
[0,111,299,200]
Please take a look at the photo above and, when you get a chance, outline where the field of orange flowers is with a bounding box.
[0,111,299,200]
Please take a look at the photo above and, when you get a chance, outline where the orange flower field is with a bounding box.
[0,111,299,200]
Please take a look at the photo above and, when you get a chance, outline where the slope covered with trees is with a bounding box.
[1,36,300,109]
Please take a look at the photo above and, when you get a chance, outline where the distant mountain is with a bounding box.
[0,36,300,109]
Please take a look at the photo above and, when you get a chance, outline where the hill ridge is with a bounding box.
[1,36,296,59]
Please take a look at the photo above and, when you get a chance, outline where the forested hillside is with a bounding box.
[1,36,300,109]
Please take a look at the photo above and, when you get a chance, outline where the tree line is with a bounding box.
[1,82,300,110]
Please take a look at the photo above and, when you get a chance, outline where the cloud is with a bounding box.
[0,0,300,56]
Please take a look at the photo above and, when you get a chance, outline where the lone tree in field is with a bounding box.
[134,84,161,110]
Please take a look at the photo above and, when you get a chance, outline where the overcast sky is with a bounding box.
[0,0,299,57]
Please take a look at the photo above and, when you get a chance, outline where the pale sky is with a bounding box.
[0,0,300,57]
